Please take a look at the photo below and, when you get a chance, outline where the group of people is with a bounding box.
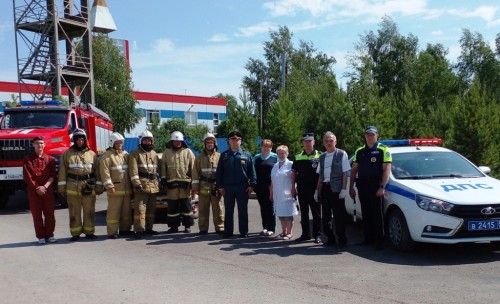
[23,125,391,250]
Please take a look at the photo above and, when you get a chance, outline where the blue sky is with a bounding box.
[1,0,499,100]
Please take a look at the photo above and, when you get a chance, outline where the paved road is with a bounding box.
[1,192,500,304]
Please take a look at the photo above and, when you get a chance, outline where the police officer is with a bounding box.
[58,129,101,241]
[99,132,133,239]
[23,136,57,244]
[315,132,350,247]
[161,131,195,233]
[192,133,224,235]
[129,130,160,239]
[291,133,322,243]
[215,130,257,238]
[349,126,392,250]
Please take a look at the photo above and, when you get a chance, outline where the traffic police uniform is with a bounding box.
[129,131,160,235]
[58,129,101,239]
[99,133,132,237]
[23,146,57,240]
[352,138,392,246]
[215,131,257,237]
[161,131,196,232]
[292,143,322,240]
[192,135,224,234]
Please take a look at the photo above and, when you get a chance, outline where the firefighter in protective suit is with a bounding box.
[58,128,102,241]
[192,133,224,235]
[161,131,196,233]
[99,132,133,239]
[129,130,160,239]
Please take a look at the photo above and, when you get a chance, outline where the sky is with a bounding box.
[0,0,499,100]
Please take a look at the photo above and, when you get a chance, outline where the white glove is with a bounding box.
[313,190,319,202]
[339,189,348,199]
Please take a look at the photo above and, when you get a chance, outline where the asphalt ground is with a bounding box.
[1,192,500,304]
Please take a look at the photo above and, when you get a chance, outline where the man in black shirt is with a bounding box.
[291,133,322,243]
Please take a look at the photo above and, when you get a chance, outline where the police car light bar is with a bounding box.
[20,100,64,106]
[380,139,442,146]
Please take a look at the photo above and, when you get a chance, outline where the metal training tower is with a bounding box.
[13,0,94,104]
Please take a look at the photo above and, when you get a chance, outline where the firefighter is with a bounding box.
[161,131,196,233]
[58,128,101,241]
[23,136,57,244]
[99,132,133,239]
[129,130,160,239]
[192,133,224,235]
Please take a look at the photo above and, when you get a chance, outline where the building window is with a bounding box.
[185,111,197,126]
[213,113,219,126]
[146,110,160,125]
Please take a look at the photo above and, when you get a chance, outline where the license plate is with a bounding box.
[468,220,500,231]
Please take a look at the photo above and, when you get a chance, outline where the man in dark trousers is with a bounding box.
[23,136,57,245]
[215,130,257,238]
[349,126,392,250]
[315,132,350,247]
[291,133,322,244]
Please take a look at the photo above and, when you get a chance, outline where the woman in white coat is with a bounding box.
[269,145,298,240]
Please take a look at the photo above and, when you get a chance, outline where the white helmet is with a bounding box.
[139,130,153,139]
[109,132,124,148]
[203,133,216,142]
[72,128,87,143]
[171,131,184,141]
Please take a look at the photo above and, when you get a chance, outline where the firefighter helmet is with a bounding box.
[109,132,125,148]
[72,128,87,139]
[139,130,153,139]
[203,133,216,142]
[170,131,184,141]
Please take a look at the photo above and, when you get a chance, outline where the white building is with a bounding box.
[0,80,227,136]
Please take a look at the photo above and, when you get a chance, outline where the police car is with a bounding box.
[345,139,500,251]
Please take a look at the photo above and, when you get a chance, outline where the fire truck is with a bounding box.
[0,100,113,209]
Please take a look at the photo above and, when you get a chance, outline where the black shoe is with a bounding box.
[108,234,118,239]
[144,229,158,235]
[323,240,336,247]
[240,233,248,238]
[184,227,191,233]
[313,236,322,244]
[357,239,373,246]
[85,234,98,239]
[166,227,179,234]
[119,230,133,236]
[70,235,80,242]
[222,233,233,239]
[295,235,311,242]
[134,232,143,239]
[216,230,225,235]
[198,230,208,235]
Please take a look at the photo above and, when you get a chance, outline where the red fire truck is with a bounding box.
[0,100,113,209]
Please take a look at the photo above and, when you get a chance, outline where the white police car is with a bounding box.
[346,139,500,251]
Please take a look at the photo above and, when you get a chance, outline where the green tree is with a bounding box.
[263,94,303,156]
[92,35,142,134]
[217,93,259,153]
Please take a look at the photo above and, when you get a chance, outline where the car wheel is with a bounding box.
[388,209,415,251]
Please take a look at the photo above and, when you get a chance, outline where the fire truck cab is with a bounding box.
[0,100,113,209]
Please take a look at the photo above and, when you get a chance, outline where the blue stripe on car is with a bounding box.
[386,184,416,200]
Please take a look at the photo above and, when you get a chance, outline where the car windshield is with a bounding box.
[391,151,484,179]
[1,111,68,129]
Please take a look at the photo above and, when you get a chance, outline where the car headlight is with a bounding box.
[416,195,454,214]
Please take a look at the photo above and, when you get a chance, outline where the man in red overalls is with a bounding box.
[23,136,57,244]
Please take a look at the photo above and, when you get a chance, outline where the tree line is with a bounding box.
[218,16,500,178]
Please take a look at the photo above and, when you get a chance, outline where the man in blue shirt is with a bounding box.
[216,130,257,238]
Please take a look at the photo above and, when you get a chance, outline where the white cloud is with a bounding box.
[151,38,175,53]
[208,34,230,42]
[263,0,336,17]
[448,6,498,24]
[236,22,277,37]
[430,30,443,37]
